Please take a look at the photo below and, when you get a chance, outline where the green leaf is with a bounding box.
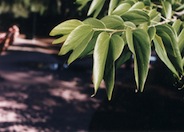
[149,9,160,20]
[133,29,151,92]
[83,18,105,28]
[156,24,183,73]
[59,24,93,55]
[87,0,101,15]
[76,0,90,10]
[101,15,124,29]
[129,1,145,10]
[87,0,105,17]
[50,19,83,36]
[124,21,136,28]
[121,9,150,25]
[104,34,125,100]
[119,0,135,6]
[92,1,105,18]
[148,26,156,41]
[112,3,131,16]
[183,58,184,70]
[149,9,161,26]
[153,35,179,77]
[52,35,68,44]
[126,28,151,92]
[176,4,184,11]
[143,0,151,6]
[126,27,134,53]
[110,35,125,60]
[108,0,118,15]
[161,1,172,19]
[104,47,115,101]
[68,30,94,64]
[79,33,99,58]
[116,48,132,69]
[138,23,148,31]
[104,62,115,100]
[179,29,184,53]
[93,32,110,95]
[172,19,182,35]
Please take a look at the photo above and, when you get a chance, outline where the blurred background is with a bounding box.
[0,0,87,38]
[0,0,184,132]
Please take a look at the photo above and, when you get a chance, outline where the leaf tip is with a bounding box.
[91,88,98,97]
[107,94,112,101]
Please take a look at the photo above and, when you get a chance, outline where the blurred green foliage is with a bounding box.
[0,0,77,18]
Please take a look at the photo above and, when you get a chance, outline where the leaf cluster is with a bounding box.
[50,0,184,100]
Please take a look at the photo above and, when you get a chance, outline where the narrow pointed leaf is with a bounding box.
[101,15,124,29]
[50,20,83,36]
[112,3,131,16]
[87,0,101,16]
[148,27,156,41]
[104,34,125,100]
[68,31,94,64]
[93,32,110,95]
[126,27,134,54]
[126,28,151,91]
[153,35,179,77]
[129,2,145,10]
[92,1,105,18]
[110,35,125,60]
[124,21,136,28]
[172,19,182,35]
[119,0,135,6]
[179,29,184,52]
[79,33,99,58]
[83,18,105,28]
[161,1,172,19]
[156,24,183,73]
[176,4,184,11]
[104,45,115,101]
[121,9,150,25]
[59,25,93,55]
[108,0,118,15]
[149,9,161,26]
[87,0,105,17]
[52,35,68,44]
[126,28,138,89]
[149,9,160,20]
[132,29,151,92]
[104,63,115,100]
[76,0,90,10]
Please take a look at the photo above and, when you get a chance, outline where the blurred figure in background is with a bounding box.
[0,25,20,54]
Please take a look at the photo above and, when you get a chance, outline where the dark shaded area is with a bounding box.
[0,47,104,131]
[0,0,87,38]
[0,39,184,131]
[89,63,184,131]
[89,85,184,131]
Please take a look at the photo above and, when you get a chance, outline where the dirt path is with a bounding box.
[0,39,105,132]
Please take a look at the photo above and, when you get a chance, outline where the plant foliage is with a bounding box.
[0,0,62,18]
[50,0,184,100]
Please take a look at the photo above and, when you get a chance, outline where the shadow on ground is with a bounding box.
[0,44,184,131]
[0,51,104,132]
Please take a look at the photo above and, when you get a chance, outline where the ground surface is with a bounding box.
[0,37,184,131]
[0,38,105,132]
